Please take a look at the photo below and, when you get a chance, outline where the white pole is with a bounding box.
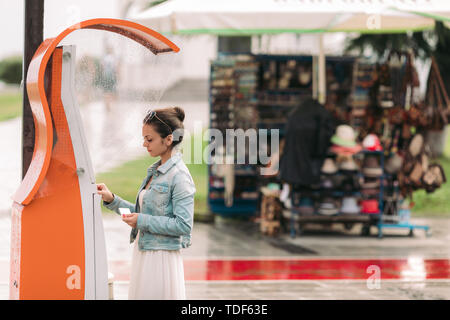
[318,33,326,104]
[312,55,318,100]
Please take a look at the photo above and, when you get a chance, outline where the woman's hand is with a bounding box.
[96,183,114,203]
[122,213,139,228]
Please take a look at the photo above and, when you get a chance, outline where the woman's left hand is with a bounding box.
[122,213,139,228]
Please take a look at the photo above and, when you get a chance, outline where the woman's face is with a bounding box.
[142,124,172,158]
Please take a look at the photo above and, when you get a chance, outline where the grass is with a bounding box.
[96,131,208,217]
[0,92,22,121]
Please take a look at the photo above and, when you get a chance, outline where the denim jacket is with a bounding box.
[103,152,196,251]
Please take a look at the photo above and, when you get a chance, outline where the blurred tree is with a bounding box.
[344,30,434,60]
[0,56,22,85]
[344,22,450,71]
[144,0,168,9]
[433,22,450,96]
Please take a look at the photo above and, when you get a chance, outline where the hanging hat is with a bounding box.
[339,157,359,171]
[340,197,360,215]
[318,197,339,216]
[361,199,379,214]
[321,158,338,174]
[361,177,380,189]
[409,134,424,157]
[385,154,403,174]
[331,125,357,148]
[330,144,362,156]
[362,134,383,151]
[320,177,334,189]
[362,155,383,177]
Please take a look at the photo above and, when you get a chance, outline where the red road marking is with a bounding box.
[2,258,449,283]
[109,258,450,281]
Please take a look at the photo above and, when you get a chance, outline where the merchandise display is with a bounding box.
[208,54,259,215]
[208,52,442,238]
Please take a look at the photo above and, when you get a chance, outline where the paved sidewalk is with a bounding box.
[1,214,449,300]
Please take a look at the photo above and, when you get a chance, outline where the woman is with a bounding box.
[96,107,195,300]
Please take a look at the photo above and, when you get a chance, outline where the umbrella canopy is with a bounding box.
[128,0,450,35]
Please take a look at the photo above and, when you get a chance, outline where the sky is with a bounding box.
[0,0,121,59]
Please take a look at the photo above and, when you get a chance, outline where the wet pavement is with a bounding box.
[90,215,450,300]
[1,214,450,300]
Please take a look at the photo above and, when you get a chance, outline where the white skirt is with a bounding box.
[128,233,186,300]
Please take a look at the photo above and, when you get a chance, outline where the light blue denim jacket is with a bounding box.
[103,152,196,251]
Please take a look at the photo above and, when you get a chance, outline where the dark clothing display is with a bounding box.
[279,98,336,186]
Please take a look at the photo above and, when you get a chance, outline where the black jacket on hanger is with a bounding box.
[279,98,336,186]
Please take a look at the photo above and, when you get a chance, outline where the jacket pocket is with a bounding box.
[148,183,170,209]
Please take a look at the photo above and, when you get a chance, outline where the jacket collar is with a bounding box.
[147,151,182,175]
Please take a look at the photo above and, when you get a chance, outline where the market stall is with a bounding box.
[207,51,447,237]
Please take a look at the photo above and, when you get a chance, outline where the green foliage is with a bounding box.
[0,56,22,85]
[344,32,433,60]
[144,0,167,9]
[433,22,450,96]
[0,92,22,121]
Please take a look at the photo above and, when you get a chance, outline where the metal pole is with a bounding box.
[22,0,44,179]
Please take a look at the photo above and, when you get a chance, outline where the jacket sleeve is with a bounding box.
[103,194,136,215]
[136,171,196,237]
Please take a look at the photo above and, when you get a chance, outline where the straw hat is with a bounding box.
[331,125,357,148]
[339,157,359,171]
[330,144,362,156]
[362,155,383,177]
[318,197,339,216]
[340,197,360,215]
[321,158,338,174]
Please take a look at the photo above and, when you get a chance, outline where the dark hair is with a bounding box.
[143,107,185,148]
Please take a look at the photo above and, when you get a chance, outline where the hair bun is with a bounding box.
[173,107,185,122]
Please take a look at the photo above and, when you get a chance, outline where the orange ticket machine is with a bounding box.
[10,19,179,300]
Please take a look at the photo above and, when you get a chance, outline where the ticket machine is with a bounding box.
[10,19,179,299]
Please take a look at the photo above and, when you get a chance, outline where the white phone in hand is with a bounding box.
[119,207,131,218]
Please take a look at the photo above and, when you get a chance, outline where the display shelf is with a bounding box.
[208,53,259,217]
[376,222,431,237]
[294,213,378,222]
[288,151,385,238]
